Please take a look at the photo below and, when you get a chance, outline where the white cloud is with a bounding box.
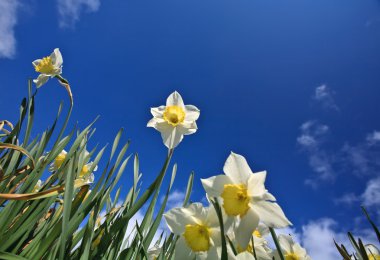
[366,131,380,146]
[298,123,380,187]
[57,0,101,28]
[313,84,339,111]
[165,190,185,209]
[273,218,377,260]
[0,0,18,58]
[301,218,348,260]
[297,120,335,187]
[361,177,380,207]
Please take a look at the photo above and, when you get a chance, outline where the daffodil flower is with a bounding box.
[273,234,311,260]
[32,180,43,193]
[164,203,228,259]
[49,150,97,183]
[32,48,63,88]
[363,244,380,260]
[201,152,291,248]
[229,223,272,260]
[147,91,200,149]
[49,150,67,172]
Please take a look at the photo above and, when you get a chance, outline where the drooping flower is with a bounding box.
[147,91,200,149]
[164,203,228,259]
[273,234,311,260]
[32,48,63,88]
[201,152,291,248]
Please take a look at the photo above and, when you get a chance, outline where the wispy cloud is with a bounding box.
[0,0,19,58]
[275,218,377,260]
[366,131,380,146]
[57,0,101,28]
[297,120,335,187]
[165,190,185,209]
[313,84,339,111]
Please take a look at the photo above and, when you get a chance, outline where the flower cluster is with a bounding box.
[146,92,311,259]
[161,152,310,259]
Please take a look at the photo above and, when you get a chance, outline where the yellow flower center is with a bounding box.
[285,253,300,260]
[54,152,66,169]
[183,224,211,252]
[221,184,250,217]
[163,106,185,126]
[253,230,262,238]
[34,56,55,74]
[80,165,89,177]
[237,243,253,254]
[369,255,380,260]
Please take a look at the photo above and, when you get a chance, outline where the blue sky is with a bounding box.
[1,0,380,258]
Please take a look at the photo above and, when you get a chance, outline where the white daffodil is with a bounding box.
[229,223,272,260]
[32,180,43,193]
[201,152,291,248]
[147,91,200,149]
[273,234,311,260]
[164,203,228,260]
[363,244,380,260]
[49,150,97,182]
[32,48,63,88]
[49,150,67,172]
[234,252,255,260]
[147,245,162,260]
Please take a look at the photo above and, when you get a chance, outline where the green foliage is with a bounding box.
[0,81,192,259]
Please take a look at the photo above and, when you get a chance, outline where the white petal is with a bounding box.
[33,74,50,88]
[293,243,308,256]
[164,206,198,234]
[235,252,255,260]
[166,91,185,108]
[51,48,63,67]
[178,122,197,136]
[150,106,165,117]
[174,237,194,260]
[278,234,294,253]
[252,201,292,228]
[236,208,259,248]
[223,152,253,184]
[247,171,267,197]
[32,59,42,67]
[201,175,233,197]
[185,105,200,121]
[209,227,221,247]
[155,123,184,149]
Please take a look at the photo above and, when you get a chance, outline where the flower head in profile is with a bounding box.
[32,48,63,88]
[201,152,291,248]
[273,234,311,260]
[49,150,67,172]
[147,91,200,149]
[363,244,380,260]
[49,150,97,183]
[164,203,228,259]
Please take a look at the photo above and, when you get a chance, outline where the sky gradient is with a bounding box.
[1,0,380,258]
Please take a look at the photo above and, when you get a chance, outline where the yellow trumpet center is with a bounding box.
[34,56,55,74]
[253,230,262,238]
[369,255,380,260]
[237,243,253,254]
[163,105,185,126]
[183,224,211,252]
[285,253,300,260]
[221,184,250,217]
[54,152,66,169]
[80,165,89,177]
